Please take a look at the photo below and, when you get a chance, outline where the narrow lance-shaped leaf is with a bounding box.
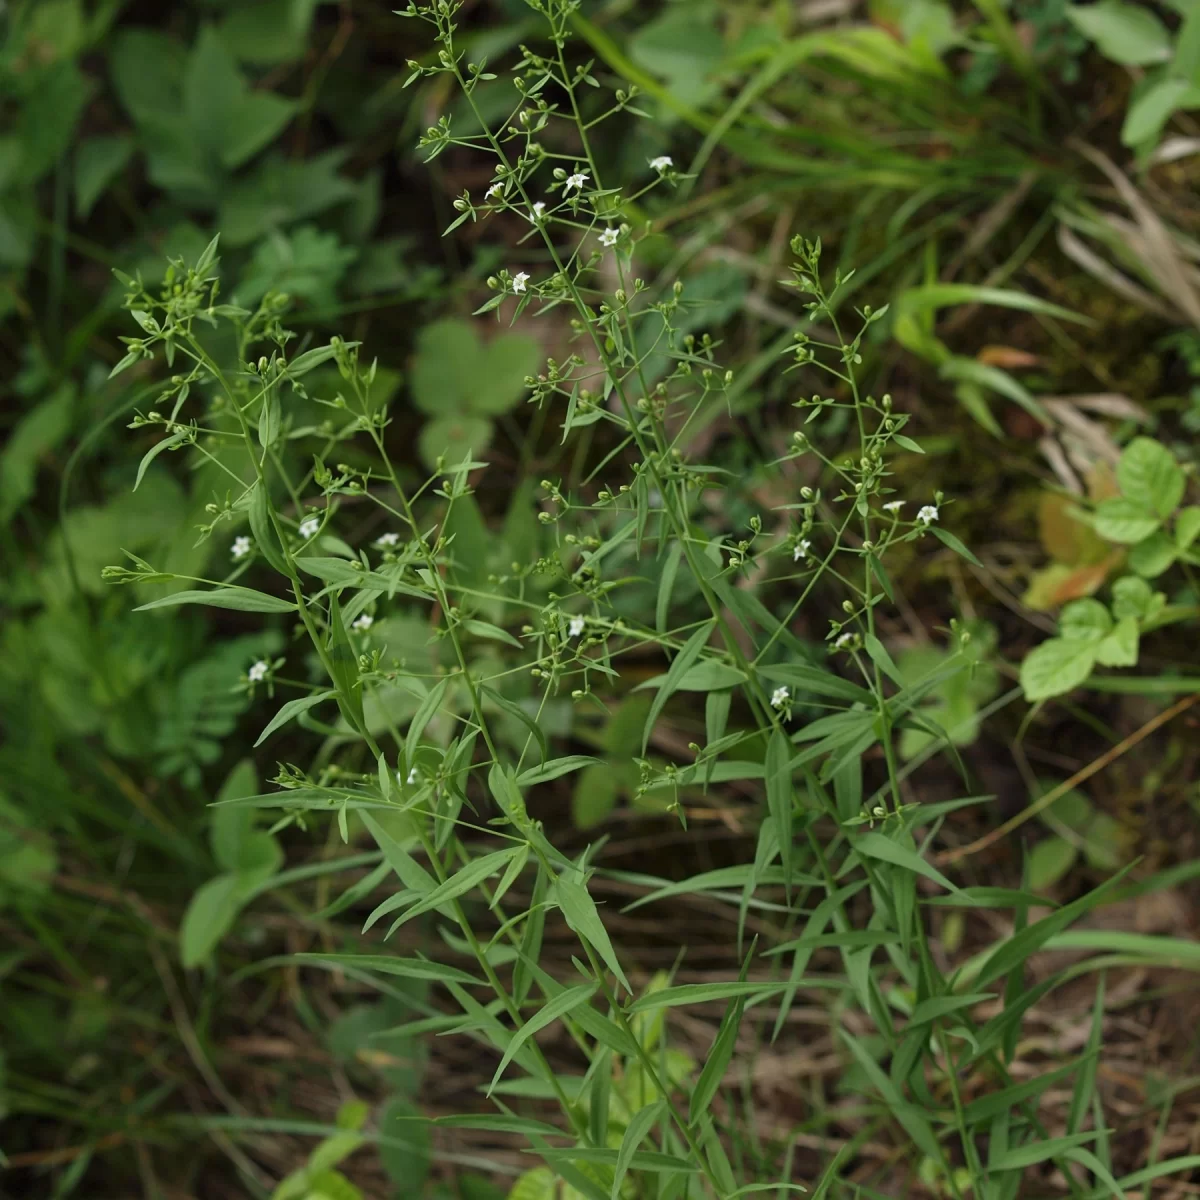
[487,982,598,1095]
[642,621,713,753]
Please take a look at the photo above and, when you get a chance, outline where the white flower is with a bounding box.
[648,489,663,508]
[298,515,319,540]
[568,615,586,638]
[917,504,939,525]
[231,536,251,561]
[793,539,811,562]
[512,271,530,294]
[486,182,503,200]
[649,156,673,172]
[248,660,268,683]
[564,172,589,193]
[599,227,619,247]
[407,767,418,785]
[375,531,401,548]
[835,632,855,650]
[770,685,789,709]
[351,614,374,632]
[530,201,546,220]
[882,501,904,514]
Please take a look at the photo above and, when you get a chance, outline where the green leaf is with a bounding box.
[1094,496,1160,544]
[1060,598,1112,642]
[765,728,794,887]
[1065,2,1173,66]
[1117,437,1184,518]
[134,587,296,613]
[461,619,522,649]
[481,686,548,765]
[74,134,134,218]
[1129,530,1178,578]
[1020,637,1097,702]
[1111,575,1155,620]
[133,430,189,491]
[757,661,875,705]
[641,621,713,754]
[1123,75,1194,147]
[688,946,754,1126]
[626,981,786,1013]
[385,848,522,934]
[291,953,482,986]
[180,873,242,968]
[1094,615,1138,668]
[248,480,290,577]
[378,1097,431,1192]
[989,1131,1100,1172]
[255,689,336,747]
[488,982,597,1095]
[518,756,601,787]
[1176,506,1200,550]
[554,869,631,994]
[854,831,960,894]
[611,1101,666,1200]
[1028,836,1078,892]
[573,764,619,829]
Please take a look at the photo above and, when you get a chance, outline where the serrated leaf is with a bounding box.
[1117,437,1184,518]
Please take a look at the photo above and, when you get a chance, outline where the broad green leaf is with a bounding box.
[1028,836,1078,892]
[1129,529,1177,578]
[1094,615,1138,667]
[1176,506,1200,549]
[573,765,619,829]
[135,587,296,613]
[1065,2,1172,66]
[378,1097,431,1192]
[1117,437,1184,518]
[1020,637,1097,701]
[180,873,242,968]
[1059,598,1111,642]
[1123,76,1194,146]
[74,134,134,218]
[1093,496,1159,544]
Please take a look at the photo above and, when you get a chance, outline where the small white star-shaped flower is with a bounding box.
[883,501,904,514]
[351,614,374,632]
[375,531,401,548]
[568,615,585,638]
[298,515,319,540]
[407,767,418,785]
[231,536,251,561]
[649,156,673,172]
[530,201,546,221]
[564,172,588,193]
[793,539,811,562]
[835,632,855,650]
[486,182,503,200]
[599,227,619,247]
[770,685,789,709]
[512,271,529,294]
[248,660,268,683]
[917,504,939,525]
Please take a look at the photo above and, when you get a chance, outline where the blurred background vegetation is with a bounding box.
[3,1,1200,1197]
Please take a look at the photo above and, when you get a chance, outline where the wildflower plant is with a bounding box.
[103,2,1186,1197]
